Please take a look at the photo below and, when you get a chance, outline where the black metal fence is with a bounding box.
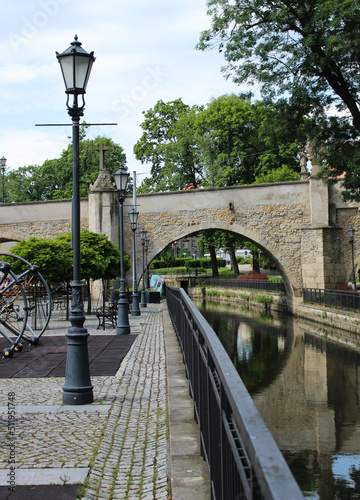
[303,288,360,311]
[200,277,286,293]
[166,285,303,500]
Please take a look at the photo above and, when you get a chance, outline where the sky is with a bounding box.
[0,0,241,183]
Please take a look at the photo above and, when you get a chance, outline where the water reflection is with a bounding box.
[194,299,360,500]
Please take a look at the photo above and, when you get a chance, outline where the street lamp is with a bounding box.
[0,156,7,203]
[128,207,140,316]
[349,227,356,290]
[140,229,147,307]
[114,167,131,334]
[56,35,95,405]
[145,237,150,289]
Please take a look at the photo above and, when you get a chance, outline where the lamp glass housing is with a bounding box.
[0,157,6,168]
[56,35,95,95]
[349,227,356,241]
[145,238,150,251]
[114,168,130,193]
[140,229,147,242]
[128,208,139,229]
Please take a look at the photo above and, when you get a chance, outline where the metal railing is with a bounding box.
[303,288,360,311]
[199,277,285,293]
[166,285,303,500]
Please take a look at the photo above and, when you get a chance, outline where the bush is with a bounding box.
[236,256,252,264]
[237,271,269,281]
[255,294,273,305]
[337,283,358,293]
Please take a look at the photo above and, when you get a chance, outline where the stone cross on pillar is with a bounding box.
[90,142,114,171]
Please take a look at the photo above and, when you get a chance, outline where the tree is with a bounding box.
[194,94,304,187]
[9,236,72,284]
[253,165,300,184]
[134,99,203,192]
[136,95,305,193]
[10,230,124,314]
[197,0,360,130]
[5,132,127,202]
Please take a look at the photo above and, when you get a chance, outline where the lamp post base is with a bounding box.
[62,329,94,405]
[140,289,147,307]
[117,297,130,334]
[132,291,141,316]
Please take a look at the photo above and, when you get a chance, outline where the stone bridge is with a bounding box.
[0,176,358,308]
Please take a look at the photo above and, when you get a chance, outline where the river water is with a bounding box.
[193,299,360,500]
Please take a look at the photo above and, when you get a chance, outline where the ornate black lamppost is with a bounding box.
[349,227,356,290]
[140,229,147,307]
[56,35,95,405]
[145,237,150,289]
[114,167,131,334]
[1,156,7,203]
[128,207,140,316]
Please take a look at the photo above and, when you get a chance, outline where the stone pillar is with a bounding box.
[310,177,329,227]
[88,170,119,245]
[301,227,344,289]
[88,169,119,301]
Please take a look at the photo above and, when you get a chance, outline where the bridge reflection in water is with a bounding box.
[194,299,360,500]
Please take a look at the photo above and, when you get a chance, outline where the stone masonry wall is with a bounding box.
[0,219,89,243]
[135,202,311,294]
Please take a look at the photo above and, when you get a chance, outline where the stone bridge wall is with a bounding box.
[0,179,359,305]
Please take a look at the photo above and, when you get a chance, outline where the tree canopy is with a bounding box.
[197,0,360,130]
[9,230,123,285]
[134,99,203,192]
[5,130,127,203]
[135,94,305,192]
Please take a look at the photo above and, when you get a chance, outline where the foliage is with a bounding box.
[194,95,304,187]
[135,95,306,192]
[237,271,269,281]
[5,130,128,202]
[254,294,273,304]
[253,165,300,184]
[308,115,360,201]
[9,230,123,285]
[9,237,72,284]
[197,0,360,130]
[196,0,360,201]
[134,99,203,192]
[150,257,226,270]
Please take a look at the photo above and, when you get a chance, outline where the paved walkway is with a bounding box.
[0,302,210,499]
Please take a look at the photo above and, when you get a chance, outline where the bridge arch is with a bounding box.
[0,178,357,308]
[143,220,296,299]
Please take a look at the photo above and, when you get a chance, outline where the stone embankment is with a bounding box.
[164,277,360,351]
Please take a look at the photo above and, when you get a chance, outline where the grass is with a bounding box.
[149,266,283,281]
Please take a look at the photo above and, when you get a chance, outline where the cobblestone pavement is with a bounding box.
[0,303,170,499]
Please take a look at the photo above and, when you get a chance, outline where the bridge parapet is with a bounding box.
[0,179,358,303]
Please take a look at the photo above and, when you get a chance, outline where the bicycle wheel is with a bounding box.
[0,254,52,345]
[0,261,29,357]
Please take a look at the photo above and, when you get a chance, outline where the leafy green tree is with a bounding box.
[158,244,176,269]
[194,95,304,187]
[9,237,72,284]
[196,230,223,276]
[134,99,203,192]
[197,0,360,200]
[254,165,300,184]
[197,0,360,130]
[10,230,124,314]
[5,132,127,202]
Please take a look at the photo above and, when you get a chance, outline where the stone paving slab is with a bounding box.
[0,467,89,486]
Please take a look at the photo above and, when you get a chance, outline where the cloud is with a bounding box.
[0,0,240,176]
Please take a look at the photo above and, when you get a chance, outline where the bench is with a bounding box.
[96,294,132,330]
[96,301,118,330]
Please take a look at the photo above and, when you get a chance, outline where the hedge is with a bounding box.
[149,257,227,270]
